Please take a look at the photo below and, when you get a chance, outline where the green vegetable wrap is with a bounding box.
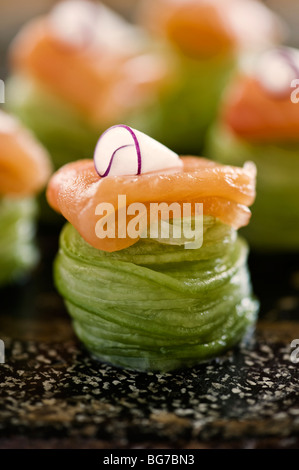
[0,198,38,285]
[207,125,299,251]
[54,218,258,372]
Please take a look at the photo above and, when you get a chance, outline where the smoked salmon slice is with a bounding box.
[47,157,256,252]
[222,75,299,141]
[0,111,52,196]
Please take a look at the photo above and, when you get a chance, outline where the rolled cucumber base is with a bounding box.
[54,218,258,372]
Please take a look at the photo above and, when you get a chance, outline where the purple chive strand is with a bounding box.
[93,125,142,178]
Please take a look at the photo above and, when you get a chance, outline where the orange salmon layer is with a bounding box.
[222,76,299,142]
[47,157,256,252]
[0,112,52,196]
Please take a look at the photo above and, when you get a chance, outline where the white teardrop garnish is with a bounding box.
[0,110,19,134]
[49,0,98,49]
[256,47,299,97]
[226,0,283,51]
[49,0,144,54]
[93,125,182,177]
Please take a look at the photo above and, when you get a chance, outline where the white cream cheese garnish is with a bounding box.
[94,125,182,177]
[256,47,299,97]
[226,0,283,51]
[0,110,19,134]
[49,0,144,54]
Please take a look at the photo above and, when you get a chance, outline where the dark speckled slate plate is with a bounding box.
[0,231,299,449]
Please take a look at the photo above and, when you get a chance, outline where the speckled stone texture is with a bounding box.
[0,234,299,449]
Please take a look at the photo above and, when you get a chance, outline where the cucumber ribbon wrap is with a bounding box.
[54,217,258,372]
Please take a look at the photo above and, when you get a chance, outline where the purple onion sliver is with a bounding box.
[93,124,142,178]
[78,3,103,49]
[278,48,299,80]
[121,125,142,175]
[257,48,299,100]
[98,145,134,177]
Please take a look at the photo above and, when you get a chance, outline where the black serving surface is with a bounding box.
[0,229,299,449]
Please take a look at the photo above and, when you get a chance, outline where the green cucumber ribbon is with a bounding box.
[54,217,258,372]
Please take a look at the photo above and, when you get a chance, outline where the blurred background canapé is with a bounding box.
[0,1,138,73]
[1,0,298,76]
